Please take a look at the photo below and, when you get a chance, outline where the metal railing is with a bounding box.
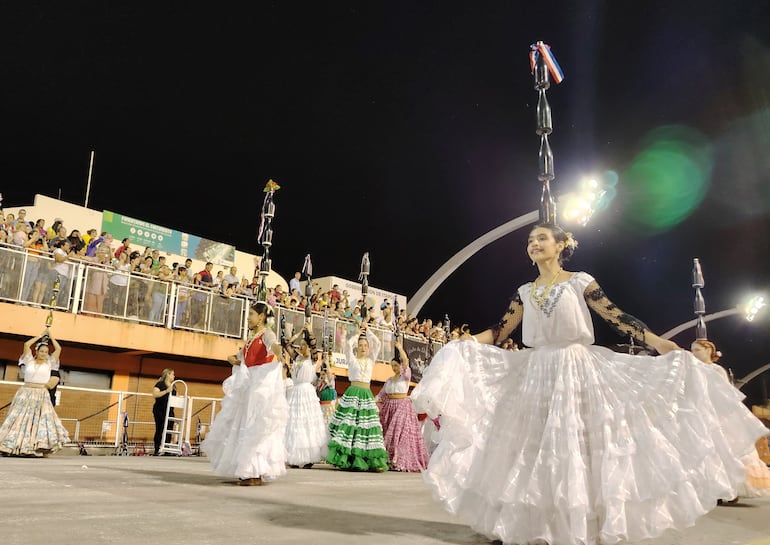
[0,243,444,358]
[0,380,221,453]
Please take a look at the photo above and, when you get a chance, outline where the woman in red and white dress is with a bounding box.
[202,302,288,486]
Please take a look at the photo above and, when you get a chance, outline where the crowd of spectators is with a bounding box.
[0,208,523,349]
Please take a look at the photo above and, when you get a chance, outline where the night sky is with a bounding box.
[2,3,770,401]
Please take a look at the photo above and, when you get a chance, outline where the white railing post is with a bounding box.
[114,393,123,448]
[166,282,177,330]
[184,397,194,448]
[70,262,86,314]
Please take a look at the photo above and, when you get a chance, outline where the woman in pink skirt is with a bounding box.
[377,337,429,472]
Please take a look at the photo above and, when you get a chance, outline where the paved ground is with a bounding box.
[1,454,769,545]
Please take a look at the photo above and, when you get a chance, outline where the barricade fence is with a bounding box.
[0,244,445,366]
[0,380,221,453]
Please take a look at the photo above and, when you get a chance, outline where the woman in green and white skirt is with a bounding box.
[325,324,388,472]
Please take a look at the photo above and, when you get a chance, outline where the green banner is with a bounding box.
[101,210,236,266]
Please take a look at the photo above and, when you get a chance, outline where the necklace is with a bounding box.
[530,268,562,308]
[244,326,265,353]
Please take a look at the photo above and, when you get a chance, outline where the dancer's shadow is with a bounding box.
[122,467,488,544]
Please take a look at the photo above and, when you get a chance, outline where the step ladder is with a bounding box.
[159,380,188,456]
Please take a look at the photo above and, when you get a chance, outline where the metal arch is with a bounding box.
[407,210,539,316]
[660,308,741,341]
[735,362,770,391]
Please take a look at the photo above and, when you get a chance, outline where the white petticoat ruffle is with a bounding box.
[411,340,768,545]
[202,362,289,481]
[285,382,329,466]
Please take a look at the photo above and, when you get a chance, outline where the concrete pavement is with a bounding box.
[1,455,769,545]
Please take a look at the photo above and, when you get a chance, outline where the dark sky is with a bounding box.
[2,2,770,400]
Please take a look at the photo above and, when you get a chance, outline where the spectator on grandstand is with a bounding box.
[114,237,130,259]
[173,266,191,327]
[83,243,111,315]
[378,300,392,327]
[34,219,47,239]
[67,229,86,255]
[0,212,12,234]
[86,232,113,257]
[329,284,341,305]
[82,228,97,247]
[127,251,146,319]
[184,259,194,282]
[289,271,301,296]
[266,287,277,307]
[149,264,173,323]
[14,209,28,229]
[237,278,253,297]
[4,213,16,231]
[0,227,8,245]
[223,266,239,290]
[47,219,63,241]
[274,284,285,301]
[189,267,212,328]
[50,225,68,247]
[11,222,31,247]
[139,255,155,274]
[213,270,224,290]
[197,262,214,287]
[25,229,51,305]
[52,240,74,307]
[248,275,259,294]
[106,250,131,316]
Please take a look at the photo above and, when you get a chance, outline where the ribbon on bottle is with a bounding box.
[263,179,281,193]
[529,41,564,84]
[301,254,313,278]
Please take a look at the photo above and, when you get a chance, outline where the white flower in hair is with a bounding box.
[563,232,578,251]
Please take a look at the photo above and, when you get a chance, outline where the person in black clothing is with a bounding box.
[152,368,176,455]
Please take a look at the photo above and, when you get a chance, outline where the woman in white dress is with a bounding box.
[411,223,769,545]
[0,329,69,456]
[201,302,288,486]
[283,324,329,468]
[690,339,770,500]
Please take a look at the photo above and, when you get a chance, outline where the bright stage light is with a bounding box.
[561,177,607,226]
[744,295,766,322]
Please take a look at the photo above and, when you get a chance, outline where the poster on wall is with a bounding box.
[101,210,236,266]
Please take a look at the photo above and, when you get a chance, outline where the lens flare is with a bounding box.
[622,126,713,233]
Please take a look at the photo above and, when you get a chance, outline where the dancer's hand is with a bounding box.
[646,333,680,355]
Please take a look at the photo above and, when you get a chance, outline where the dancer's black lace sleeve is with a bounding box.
[490,292,524,345]
[583,280,649,345]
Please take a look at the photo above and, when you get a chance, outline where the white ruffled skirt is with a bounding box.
[202,362,288,481]
[411,341,768,545]
[285,382,329,466]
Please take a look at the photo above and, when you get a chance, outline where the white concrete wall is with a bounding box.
[4,194,288,289]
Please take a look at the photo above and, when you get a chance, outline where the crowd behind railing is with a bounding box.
[0,208,490,353]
